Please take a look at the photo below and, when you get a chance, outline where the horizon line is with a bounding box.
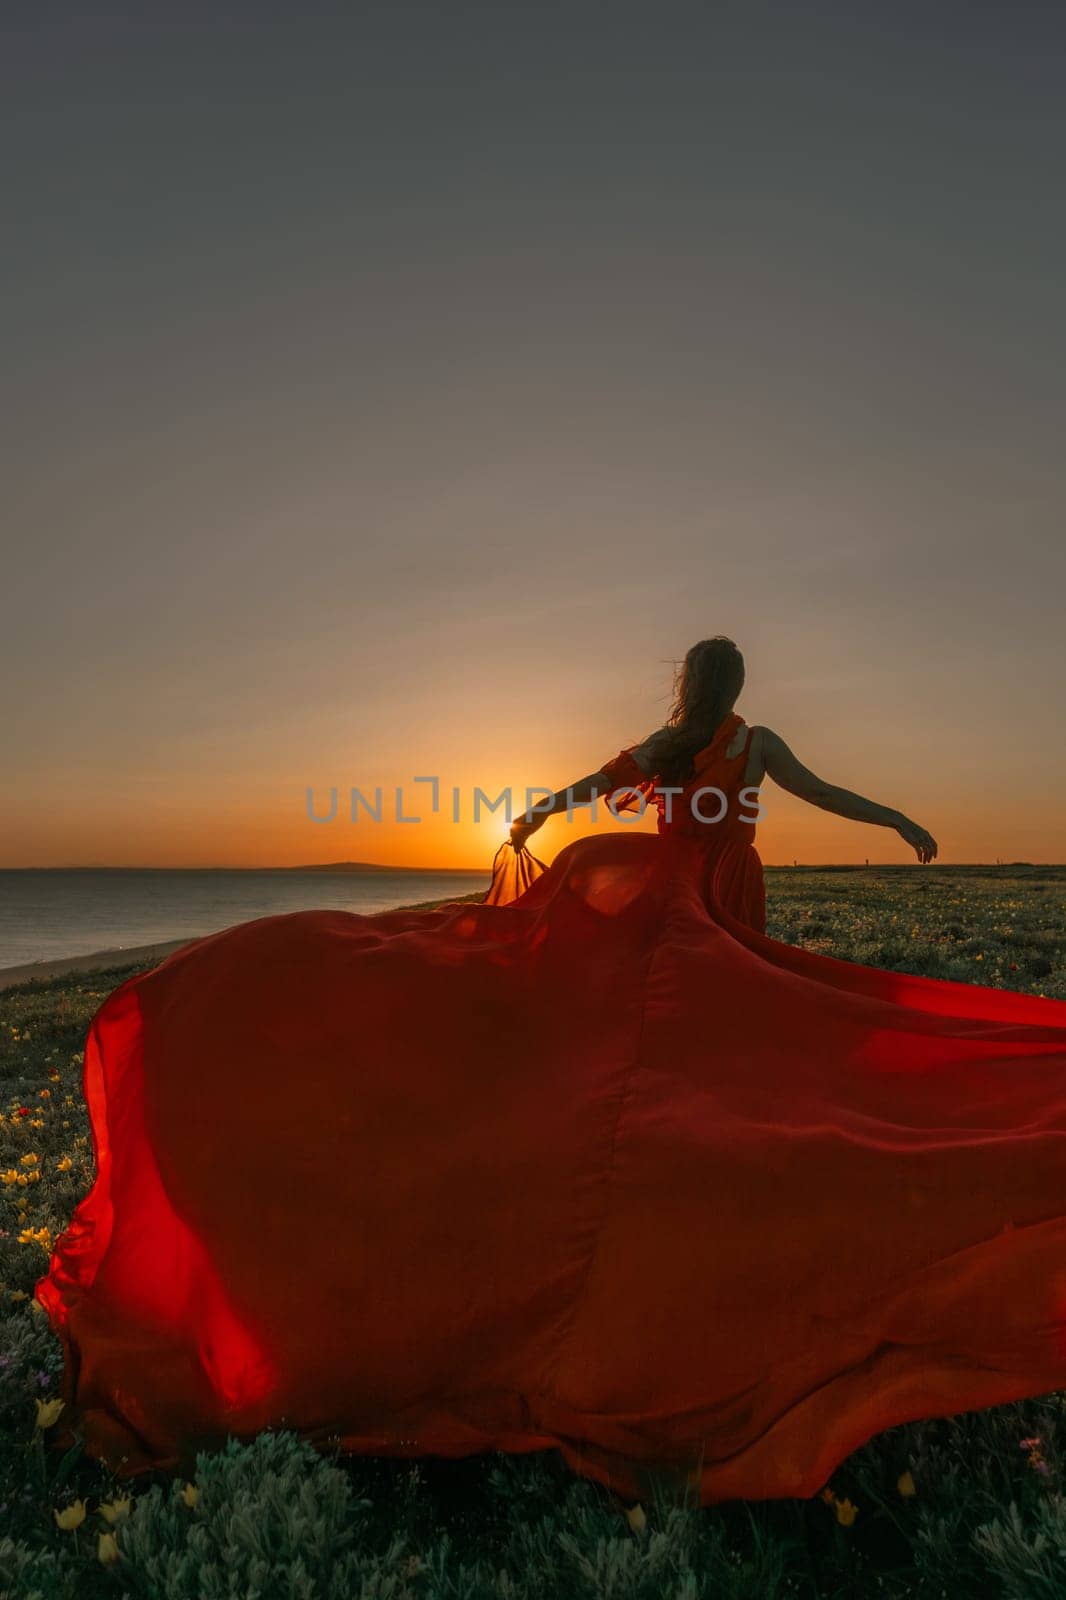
[2,860,1062,873]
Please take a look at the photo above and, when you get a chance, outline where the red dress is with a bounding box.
[37,714,1066,1504]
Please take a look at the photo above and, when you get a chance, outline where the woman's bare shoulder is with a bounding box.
[728,720,770,754]
[743,723,781,754]
[734,722,773,784]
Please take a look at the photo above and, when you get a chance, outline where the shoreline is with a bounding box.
[0,888,488,991]
[0,938,199,993]
[2,861,1060,993]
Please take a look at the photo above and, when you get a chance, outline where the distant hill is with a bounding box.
[0,862,488,873]
[286,861,480,874]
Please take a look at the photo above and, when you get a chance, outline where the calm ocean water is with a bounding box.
[0,869,491,970]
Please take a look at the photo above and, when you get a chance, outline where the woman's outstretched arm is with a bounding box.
[760,728,938,862]
[509,770,612,851]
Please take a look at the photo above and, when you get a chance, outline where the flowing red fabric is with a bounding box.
[37,715,1066,1503]
[484,840,548,906]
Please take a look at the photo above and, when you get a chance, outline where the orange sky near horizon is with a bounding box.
[5,769,1064,872]
[6,613,1065,870]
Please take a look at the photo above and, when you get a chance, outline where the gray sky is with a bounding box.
[4,4,1064,865]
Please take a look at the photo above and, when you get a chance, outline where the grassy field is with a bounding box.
[2,865,1065,1598]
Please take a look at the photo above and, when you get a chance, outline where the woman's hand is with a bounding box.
[897,817,938,863]
[509,815,544,852]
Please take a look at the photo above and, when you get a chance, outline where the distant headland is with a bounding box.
[1,862,485,874]
[284,862,478,873]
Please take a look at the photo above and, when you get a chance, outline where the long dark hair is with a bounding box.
[641,637,746,787]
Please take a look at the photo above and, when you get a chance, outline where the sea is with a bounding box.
[0,868,492,971]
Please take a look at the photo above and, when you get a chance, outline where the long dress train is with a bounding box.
[36,715,1066,1503]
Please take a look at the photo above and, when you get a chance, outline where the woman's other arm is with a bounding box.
[508,770,612,850]
[759,727,938,863]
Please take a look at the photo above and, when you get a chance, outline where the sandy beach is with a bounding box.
[0,937,199,993]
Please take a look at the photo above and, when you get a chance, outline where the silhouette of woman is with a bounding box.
[499,637,936,925]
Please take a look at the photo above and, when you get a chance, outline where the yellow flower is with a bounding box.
[29,1118,45,1128]
[98,1496,132,1525]
[1,1169,18,1186]
[56,1156,73,1172]
[27,1169,41,1182]
[55,1499,87,1530]
[9,1289,28,1302]
[835,1497,859,1527]
[19,1226,54,1250]
[819,1487,836,1505]
[36,1397,65,1429]
[897,1470,916,1498]
[181,1482,200,1508]
[625,1502,647,1533]
[20,1153,38,1167]
[97,1531,120,1566]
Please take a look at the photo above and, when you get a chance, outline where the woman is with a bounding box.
[504,636,937,934]
[37,638,1066,1507]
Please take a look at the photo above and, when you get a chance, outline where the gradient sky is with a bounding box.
[5,4,1064,869]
